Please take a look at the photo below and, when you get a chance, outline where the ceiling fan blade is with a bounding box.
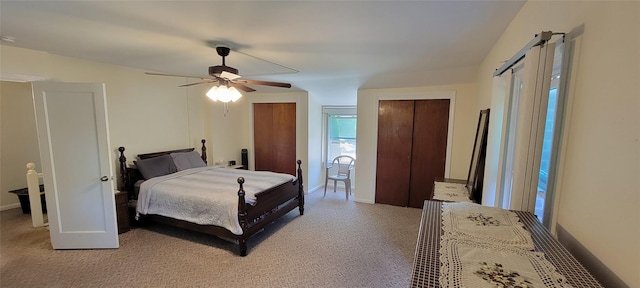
[145,72,211,80]
[229,82,256,93]
[220,71,241,80]
[179,80,217,87]
[239,79,292,88]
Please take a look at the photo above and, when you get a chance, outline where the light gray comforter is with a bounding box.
[137,166,295,235]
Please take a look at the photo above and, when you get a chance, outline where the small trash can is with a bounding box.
[8,185,46,214]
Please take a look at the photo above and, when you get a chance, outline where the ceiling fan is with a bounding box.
[145,45,292,93]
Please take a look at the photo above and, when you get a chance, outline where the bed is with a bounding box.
[117,140,304,256]
[410,200,603,287]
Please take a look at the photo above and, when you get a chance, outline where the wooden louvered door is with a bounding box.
[375,99,450,208]
[253,103,296,176]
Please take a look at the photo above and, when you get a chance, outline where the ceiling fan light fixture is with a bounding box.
[206,85,242,103]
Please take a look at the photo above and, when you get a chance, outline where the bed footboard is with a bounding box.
[235,160,304,256]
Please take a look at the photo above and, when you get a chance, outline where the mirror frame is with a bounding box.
[466,109,490,203]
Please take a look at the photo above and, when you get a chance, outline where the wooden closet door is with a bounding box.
[409,99,450,208]
[375,100,414,206]
[253,103,296,176]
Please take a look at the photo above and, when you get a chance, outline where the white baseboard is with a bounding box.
[307,185,323,194]
[353,197,374,204]
[0,203,21,211]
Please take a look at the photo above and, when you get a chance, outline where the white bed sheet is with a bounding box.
[136,166,295,235]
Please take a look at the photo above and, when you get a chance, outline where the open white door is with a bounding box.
[32,82,118,249]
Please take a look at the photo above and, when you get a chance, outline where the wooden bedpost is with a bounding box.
[237,177,248,256]
[200,139,207,164]
[118,147,127,192]
[297,160,304,215]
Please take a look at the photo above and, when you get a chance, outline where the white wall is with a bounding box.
[0,45,213,207]
[0,81,41,210]
[204,90,248,166]
[355,83,478,204]
[0,45,314,210]
[477,1,639,286]
[306,93,323,192]
[0,46,51,209]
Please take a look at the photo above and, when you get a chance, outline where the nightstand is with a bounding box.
[115,191,130,234]
[226,164,245,169]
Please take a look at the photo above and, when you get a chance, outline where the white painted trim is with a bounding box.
[0,203,21,211]
[353,195,375,204]
[0,73,47,83]
[306,184,323,194]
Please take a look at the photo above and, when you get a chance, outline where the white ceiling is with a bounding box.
[0,1,524,104]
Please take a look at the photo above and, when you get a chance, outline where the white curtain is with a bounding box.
[509,42,556,212]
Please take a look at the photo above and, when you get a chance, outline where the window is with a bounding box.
[323,107,357,163]
[328,115,357,161]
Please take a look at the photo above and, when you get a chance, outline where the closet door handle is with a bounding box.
[100,176,109,182]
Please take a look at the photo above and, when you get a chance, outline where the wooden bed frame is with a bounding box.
[117,139,304,256]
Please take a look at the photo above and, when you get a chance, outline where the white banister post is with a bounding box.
[26,162,46,227]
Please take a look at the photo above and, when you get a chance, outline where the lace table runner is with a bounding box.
[442,202,534,250]
[432,182,472,202]
[410,200,604,288]
[439,238,573,288]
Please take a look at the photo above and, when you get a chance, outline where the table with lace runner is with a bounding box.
[440,203,566,287]
[442,202,534,250]
[440,238,572,287]
[410,200,603,288]
[432,181,473,203]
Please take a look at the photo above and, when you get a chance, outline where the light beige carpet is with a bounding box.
[0,188,422,288]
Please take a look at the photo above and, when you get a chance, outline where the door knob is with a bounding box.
[100,176,109,182]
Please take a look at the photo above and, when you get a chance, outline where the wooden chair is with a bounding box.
[324,155,355,199]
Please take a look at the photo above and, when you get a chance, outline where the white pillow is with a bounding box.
[170,151,207,171]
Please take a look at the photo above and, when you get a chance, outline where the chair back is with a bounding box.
[331,156,355,177]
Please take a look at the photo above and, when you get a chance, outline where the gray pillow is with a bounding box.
[170,151,206,171]
[134,154,177,180]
